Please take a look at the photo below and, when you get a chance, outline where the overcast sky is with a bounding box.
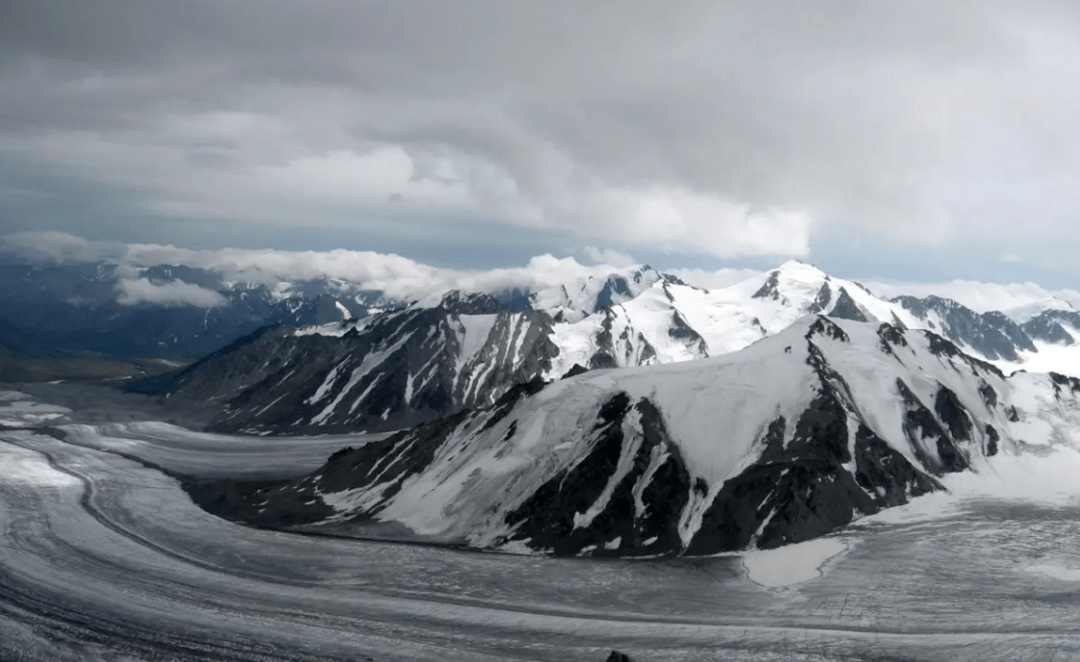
[3,1,1080,286]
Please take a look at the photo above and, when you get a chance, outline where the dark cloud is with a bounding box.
[3,1,1080,270]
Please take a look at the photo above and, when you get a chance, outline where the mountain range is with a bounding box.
[189,314,1080,557]
[9,251,1080,557]
[0,255,389,363]
[142,260,1080,435]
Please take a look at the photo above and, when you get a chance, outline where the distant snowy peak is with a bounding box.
[738,263,1074,364]
[531,265,669,315]
[889,295,1038,361]
[750,260,830,303]
[727,262,867,325]
[433,290,506,315]
[215,260,1080,371]
[1020,308,1080,347]
[527,260,1077,373]
[539,261,894,376]
[1002,296,1075,323]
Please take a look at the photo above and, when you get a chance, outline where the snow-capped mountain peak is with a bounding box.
[530,265,665,315]
[747,260,878,319]
[435,290,506,315]
[1002,296,1076,323]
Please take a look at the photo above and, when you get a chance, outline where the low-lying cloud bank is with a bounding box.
[3,231,1077,314]
[865,280,1080,315]
[2,231,703,303]
[115,278,228,308]
[0,231,128,264]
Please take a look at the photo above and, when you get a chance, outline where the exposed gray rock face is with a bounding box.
[892,295,1036,360]
[503,394,692,557]
[828,287,869,322]
[595,276,635,311]
[668,311,709,355]
[139,300,559,434]
[1023,309,1080,345]
[589,310,629,369]
[437,290,506,315]
[752,270,783,300]
[809,280,832,313]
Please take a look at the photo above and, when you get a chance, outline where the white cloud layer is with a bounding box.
[0,231,126,263]
[115,277,228,308]
[668,268,765,290]
[573,185,811,258]
[7,231,1080,315]
[3,232,667,303]
[582,246,636,268]
[864,280,1080,314]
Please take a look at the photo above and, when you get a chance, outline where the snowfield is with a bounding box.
[3,419,1080,660]
[741,537,850,588]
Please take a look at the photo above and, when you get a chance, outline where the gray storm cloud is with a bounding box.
[2,1,1080,262]
[0,231,126,263]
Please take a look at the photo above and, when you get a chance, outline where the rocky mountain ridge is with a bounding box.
[143,261,1080,435]
[0,256,392,361]
[190,316,1080,557]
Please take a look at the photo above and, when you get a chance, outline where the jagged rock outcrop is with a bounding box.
[140,299,559,433]
[892,295,1036,360]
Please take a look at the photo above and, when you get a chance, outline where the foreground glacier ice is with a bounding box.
[3,422,1080,661]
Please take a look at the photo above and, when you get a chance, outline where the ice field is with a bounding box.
[3,413,1080,661]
